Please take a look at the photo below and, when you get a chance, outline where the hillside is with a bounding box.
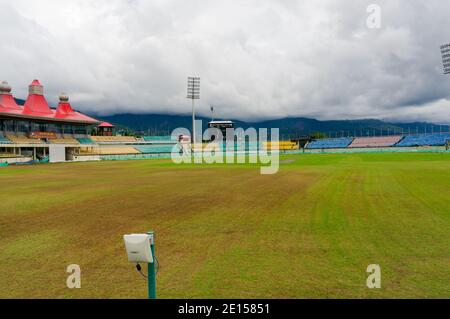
[96,113,449,137]
[13,97,449,137]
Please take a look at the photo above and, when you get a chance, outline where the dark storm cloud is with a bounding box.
[0,0,449,123]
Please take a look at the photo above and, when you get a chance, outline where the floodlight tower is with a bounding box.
[187,77,200,146]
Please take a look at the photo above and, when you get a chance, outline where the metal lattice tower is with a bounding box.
[187,77,200,146]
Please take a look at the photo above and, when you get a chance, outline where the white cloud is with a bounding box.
[0,0,449,123]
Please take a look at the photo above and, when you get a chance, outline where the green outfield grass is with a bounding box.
[0,153,449,298]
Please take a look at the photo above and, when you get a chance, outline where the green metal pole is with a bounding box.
[147,231,156,299]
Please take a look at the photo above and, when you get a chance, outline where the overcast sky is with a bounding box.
[1,0,449,123]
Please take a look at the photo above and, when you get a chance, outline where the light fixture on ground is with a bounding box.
[123,231,157,299]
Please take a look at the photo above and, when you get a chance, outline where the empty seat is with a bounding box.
[222,141,260,151]
[264,141,299,150]
[97,146,141,155]
[306,137,354,149]
[348,136,402,148]
[77,137,96,144]
[134,145,180,154]
[143,136,177,142]
[0,136,12,144]
[90,136,137,143]
[0,153,16,158]
[395,133,450,147]
[6,134,45,144]
[49,138,80,144]
[78,146,98,155]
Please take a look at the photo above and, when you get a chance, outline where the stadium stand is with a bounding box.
[241,142,260,151]
[77,137,96,144]
[97,146,141,155]
[134,145,180,154]
[91,136,137,143]
[395,133,450,147]
[6,134,45,144]
[264,141,299,151]
[306,137,353,149]
[218,142,260,151]
[48,138,80,144]
[348,136,403,148]
[78,146,98,154]
[0,136,12,144]
[143,136,177,142]
[0,153,15,158]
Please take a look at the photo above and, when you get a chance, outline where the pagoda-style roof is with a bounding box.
[0,80,99,125]
[98,121,114,128]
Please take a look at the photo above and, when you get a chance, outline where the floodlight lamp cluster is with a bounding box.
[440,43,450,75]
[187,77,200,99]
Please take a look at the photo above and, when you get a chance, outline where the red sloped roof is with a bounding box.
[0,80,100,124]
[23,94,53,115]
[0,102,100,124]
[98,121,114,127]
[55,101,75,115]
[0,94,23,111]
[56,110,99,122]
[54,100,99,123]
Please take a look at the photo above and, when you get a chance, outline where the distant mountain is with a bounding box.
[14,96,447,137]
[95,113,450,138]
[13,97,448,137]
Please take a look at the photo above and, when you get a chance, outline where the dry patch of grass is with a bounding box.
[0,153,449,298]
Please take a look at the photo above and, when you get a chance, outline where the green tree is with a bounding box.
[311,131,327,139]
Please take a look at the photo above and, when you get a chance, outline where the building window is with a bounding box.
[74,125,86,134]
[17,121,30,133]
[4,120,14,132]
[55,124,63,133]
[47,124,57,133]
[38,122,47,132]
[63,125,73,135]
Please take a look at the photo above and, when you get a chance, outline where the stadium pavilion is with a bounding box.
[0,80,100,162]
[0,80,183,164]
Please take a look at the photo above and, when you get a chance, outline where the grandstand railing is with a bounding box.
[90,136,138,143]
[77,137,96,145]
[48,138,80,145]
[134,144,180,154]
[143,136,177,142]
